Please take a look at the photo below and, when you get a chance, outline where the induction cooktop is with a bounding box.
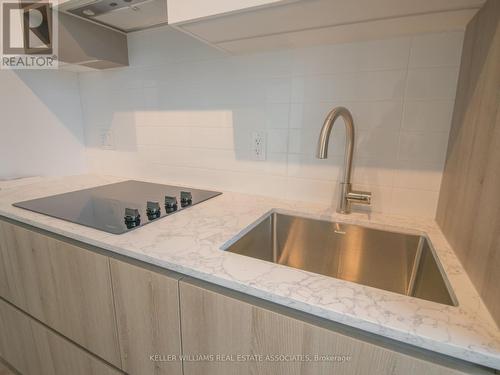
[13,180,221,234]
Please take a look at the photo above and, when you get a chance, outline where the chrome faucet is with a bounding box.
[316,107,371,214]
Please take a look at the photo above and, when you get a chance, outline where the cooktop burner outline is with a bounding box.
[13,180,222,234]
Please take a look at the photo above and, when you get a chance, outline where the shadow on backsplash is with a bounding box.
[13,70,86,144]
[0,69,87,179]
[77,26,460,217]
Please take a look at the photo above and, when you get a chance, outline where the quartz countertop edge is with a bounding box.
[0,175,498,370]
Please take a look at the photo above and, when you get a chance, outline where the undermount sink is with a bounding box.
[223,212,456,306]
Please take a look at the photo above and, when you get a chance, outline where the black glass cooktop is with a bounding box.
[13,180,221,234]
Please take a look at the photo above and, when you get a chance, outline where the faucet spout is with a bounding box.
[316,106,371,214]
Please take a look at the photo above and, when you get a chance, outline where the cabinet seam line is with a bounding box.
[108,259,125,370]
[177,278,186,375]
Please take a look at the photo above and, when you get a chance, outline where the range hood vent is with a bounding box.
[61,0,168,32]
[68,0,149,18]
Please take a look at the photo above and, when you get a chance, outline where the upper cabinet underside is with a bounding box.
[56,0,486,66]
[168,0,486,54]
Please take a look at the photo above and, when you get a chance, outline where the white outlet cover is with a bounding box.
[99,129,115,150]
[252,131,267,161]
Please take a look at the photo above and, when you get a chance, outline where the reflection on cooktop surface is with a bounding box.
[13,180,221,234]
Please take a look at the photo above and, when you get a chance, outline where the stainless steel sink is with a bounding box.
[223,212,456,306]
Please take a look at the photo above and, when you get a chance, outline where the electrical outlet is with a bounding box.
[252,131,267,161]
[99,129,114,150]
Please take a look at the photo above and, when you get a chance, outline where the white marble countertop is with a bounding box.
[0,175,499,370]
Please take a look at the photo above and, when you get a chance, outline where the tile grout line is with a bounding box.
[391,37,414,215]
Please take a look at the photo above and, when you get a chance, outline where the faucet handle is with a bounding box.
[346,190,371,205]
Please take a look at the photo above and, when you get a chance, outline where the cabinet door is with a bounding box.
[0,360,15,375]
[0,220,121,368]
[0,299,123,375]
[179,279,492,375]
[110,259,183,375]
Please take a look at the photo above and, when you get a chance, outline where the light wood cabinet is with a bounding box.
[0,220,121,368]
[0,219,495,374]
[0,219,185,374]
[436,0,500,327]
[0,360,15,375]
[179,279,493,375]
[0,299,123,375]
[109,259,183,375]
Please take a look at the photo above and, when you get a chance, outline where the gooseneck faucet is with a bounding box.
[316,107,371,214]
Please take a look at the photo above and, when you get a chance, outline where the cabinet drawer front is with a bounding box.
[179,280,492,375]
[0,220,121,368]
[110,259,183,375]
[0,299,123,375]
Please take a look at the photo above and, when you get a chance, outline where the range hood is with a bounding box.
[58,0,168,32]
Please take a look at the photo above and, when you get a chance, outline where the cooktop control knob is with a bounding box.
[146,201,161,220]
[124,208,141,229]
[180,191,192,207]
[165,196,178,213]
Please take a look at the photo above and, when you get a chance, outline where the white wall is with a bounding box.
[0,70,86,179]
[80,26,463,218]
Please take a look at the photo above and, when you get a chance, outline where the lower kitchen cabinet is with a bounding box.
[0,299,123,375]
[0,360,15,375]
[0,218,184,375]
[179,279,493,375]
[0,219,121,368]
[0,218,495,375]
[109,259,183,375]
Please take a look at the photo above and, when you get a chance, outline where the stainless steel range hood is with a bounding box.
[58,0,168,32]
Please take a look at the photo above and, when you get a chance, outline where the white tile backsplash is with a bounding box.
[291,37,411,75]
[393,160,444,191]
[402,100,455,132]
[287,154,343,182]
[398,132,450,164]
[290,101,403,132]
[405,67,460,99]
[352,158,396,188]
[80,26,463,218]
[409,31,464,68]
[291,70,406,102]
[0,70,86,179]
[356,130,400,160]
[391,188,440,218]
